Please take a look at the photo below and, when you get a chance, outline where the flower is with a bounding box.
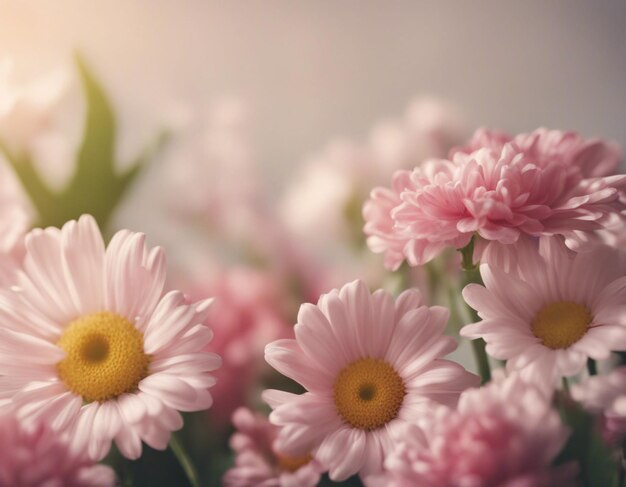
[281,97,467,252]
[0,410,115,487]
[571,367,626,446]
[366,374,576,487]
[223,407,324,487]
[363,160,461,271]
[453,127,622,179]
[263,280,478,481]
[364,127,625,268]
[371,96,467,179]
[280,140,369,248]
[0,60,80,189]
[161,98,261,239]
[198,267,291,424]
[0,60,68,152]
[0,158,31,285]
[0,215,221,460]
[461,236,626,385]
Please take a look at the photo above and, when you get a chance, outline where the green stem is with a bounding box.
[424,260,439,302]
[587,358,597,376]
[458,237,491,384]
[169,434,201,487]
[618,438,626,487]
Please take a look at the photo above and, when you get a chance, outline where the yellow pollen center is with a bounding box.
[333,357,406,431]
[531,301,592,350]
[56,312,150,402]
[276,453,313,473]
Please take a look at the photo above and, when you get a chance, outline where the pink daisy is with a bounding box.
[366,374,577,487]
[263,280,479,481]
[0,215,221,460]
[0,410,115,487]
[461,236,626,385]
[223,407,324,487]
[364,127,625,268]
[571,367,626,446]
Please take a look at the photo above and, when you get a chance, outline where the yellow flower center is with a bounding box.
[56,312,150,402]
[531,301,592,350]
[333,357,406,431]
[276,453,313,473]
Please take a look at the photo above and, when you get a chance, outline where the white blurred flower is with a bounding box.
[0,155,32,285]
[161,98,261,240]
[278,96,468,274]
[0,59,81,191]
[280,140,370,247]
[572,367,626,446]
[370,96,467,180]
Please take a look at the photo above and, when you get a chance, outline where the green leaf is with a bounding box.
[555,394,619,487]
[2,54,166,233]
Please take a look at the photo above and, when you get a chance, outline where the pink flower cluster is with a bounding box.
[364,127,625,269]
[0,73,624,487]
[257,126,625,486]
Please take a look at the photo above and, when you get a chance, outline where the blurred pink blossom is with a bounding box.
[280,96,468,253]
[0,411,116,487]
[189,267,293,424]
[161,98,262,241]
[224,407,324,487]
[572,367,626,446]
[371,96,467,179]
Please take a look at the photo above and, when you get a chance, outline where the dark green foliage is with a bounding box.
[555,393,619,487]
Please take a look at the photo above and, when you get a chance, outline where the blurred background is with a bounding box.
[1,0,625,180]
[0,1,624,485]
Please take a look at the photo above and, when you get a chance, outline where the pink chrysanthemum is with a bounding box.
[0,410,115,487]
[263,280,478,481]
[453,127,622,179]
[461,237,626,385]
[366,374,577,487]
[364,127,625,268]
[0,215,221,460]
[223,407,324,487]
[572,367,626,446]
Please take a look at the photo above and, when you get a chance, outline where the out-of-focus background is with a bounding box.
[2,0,625,177]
